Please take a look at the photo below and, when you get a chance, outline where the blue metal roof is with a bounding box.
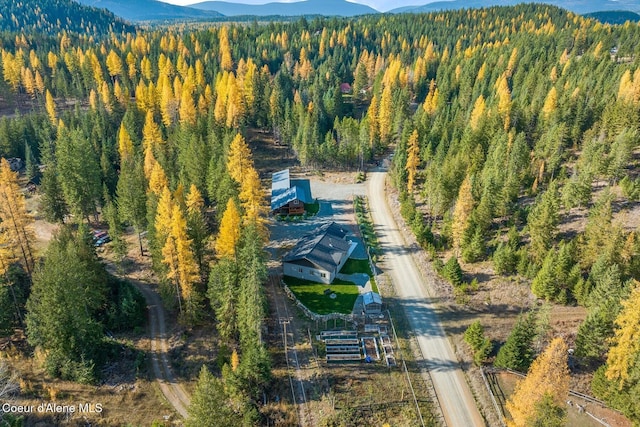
[271,185,312,211]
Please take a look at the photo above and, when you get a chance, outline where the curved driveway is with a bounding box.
[367,168,485,427]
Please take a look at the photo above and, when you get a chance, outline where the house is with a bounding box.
[340,83,352,94]
[283,222,357,284]
[362,291,382,315]
[271,169,313,215]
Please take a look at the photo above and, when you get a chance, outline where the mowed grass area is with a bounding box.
[283,276,359,314]
[339,258,379,293]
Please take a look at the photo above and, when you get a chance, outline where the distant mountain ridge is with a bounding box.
[585,10,640,24]
[74,0,222,22]
[391,0,640,15]
[0,0,134,35]
[189,0,379,17]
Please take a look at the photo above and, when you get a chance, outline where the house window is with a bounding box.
[320,273,326,278]
[298,268,303,273]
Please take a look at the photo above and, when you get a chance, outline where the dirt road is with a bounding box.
[367,168,485,427]
[133,281,191,419]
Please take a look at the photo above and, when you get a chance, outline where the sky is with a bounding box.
[157,0,435,13]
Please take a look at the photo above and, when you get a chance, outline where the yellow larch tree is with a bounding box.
[452,174,474,253]
[148,162,169,196]
[0,159,35,276]
[367,94,380,147]
[179,85,197,125]
[378,84,393,143]
[506,337,569,427]
[227,133,253,183]
[406,129,420,193]
[423,80,439,115]
[215,198,241,259]
[106,49,123,80]
[219,26,233,71]
[469,95,486,131]
[605,281,640,388]
[495,73,512,131]
[45,89,56,124]
[541,86,558,120]
[162,203,200,318]
[118,122,134,162]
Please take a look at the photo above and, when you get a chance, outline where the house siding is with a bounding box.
[283,262,333,284]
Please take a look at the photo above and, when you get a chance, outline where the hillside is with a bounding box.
[392,0,640,14]
[0,0,134,35]
[585,10,640,24]
[190,0,379,16]
[74,0,222,22]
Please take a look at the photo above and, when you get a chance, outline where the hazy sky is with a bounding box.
[158,0,434,13]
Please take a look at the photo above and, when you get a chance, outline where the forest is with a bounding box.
[1,0,640,425]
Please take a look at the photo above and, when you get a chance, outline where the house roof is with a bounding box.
[272,169,290,192]
[271,185,312,211]
[271,169,313,211]
[283,222,351,272]
[363,291,382,306]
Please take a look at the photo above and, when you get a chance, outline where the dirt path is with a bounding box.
[104,261,192,420]
[367,167,485,427]
[133,281,191,419]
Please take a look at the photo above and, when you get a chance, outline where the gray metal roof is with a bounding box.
[283,222,351,272]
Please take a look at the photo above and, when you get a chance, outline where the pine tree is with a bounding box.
[186,184,208,273]
[117,158,147,256]
[495,311,537,372]
[216,198,241,259]
[186,366,237,427]
[506,338,569,427]
[0,159,35,276]
[55,128,101,221]
[527,182,559,265]
[406,129,420,193]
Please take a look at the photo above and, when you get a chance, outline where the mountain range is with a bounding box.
[391,0,640,15]
[72,0,640,22]
[74,0,222,22]
[189,0,377,16]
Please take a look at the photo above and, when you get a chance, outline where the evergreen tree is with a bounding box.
[186,366,237,427]
[527,182,559,265]
[26,228,107,383]
[117,157,147,256]
[495,311,537,372]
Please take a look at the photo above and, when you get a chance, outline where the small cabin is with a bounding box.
[271,169,313,216]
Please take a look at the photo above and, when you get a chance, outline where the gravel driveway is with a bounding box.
[267,173,366,261]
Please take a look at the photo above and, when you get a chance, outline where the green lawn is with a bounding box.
[283,276,359,315]
[339,258,379,293]
[340,258,372,275]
